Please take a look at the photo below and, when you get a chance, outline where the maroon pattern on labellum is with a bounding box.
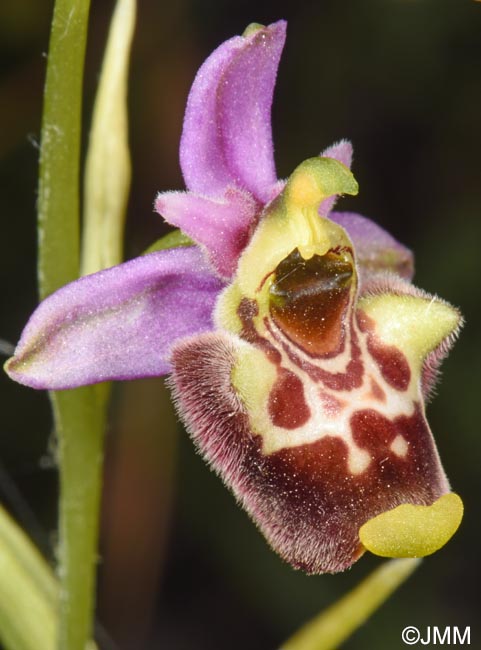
[357,274,461,402]
[237,294,365,393]
[265,313,365,391]
[368,379,387,403]
[268,369,311,429]
[170,333,448,574]
[238,298,281,363]
[358,310,411,391]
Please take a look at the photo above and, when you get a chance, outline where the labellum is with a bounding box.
[171,158,462,573]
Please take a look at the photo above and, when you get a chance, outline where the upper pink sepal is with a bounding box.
[180,21,286,203]
[5,248,223,389]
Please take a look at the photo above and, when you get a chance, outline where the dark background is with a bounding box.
[1,1,480,648]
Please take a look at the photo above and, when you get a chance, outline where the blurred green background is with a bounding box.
[1,0,480,649]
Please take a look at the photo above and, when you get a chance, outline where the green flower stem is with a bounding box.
[0,505,57,650]
[37,1,107,650]
[53,390,106,650]
[38,0,91,301]
[281,558,420,650]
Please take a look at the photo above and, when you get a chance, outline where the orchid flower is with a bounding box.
[5,20,463,574]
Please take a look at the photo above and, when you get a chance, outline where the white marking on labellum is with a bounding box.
[390,434,409,458]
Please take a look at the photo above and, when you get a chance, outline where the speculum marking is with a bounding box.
[269,248,353,357]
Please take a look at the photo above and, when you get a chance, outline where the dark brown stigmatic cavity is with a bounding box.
[269,248,353,356]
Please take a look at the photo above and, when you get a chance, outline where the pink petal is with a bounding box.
[180,21,286,203]
[155,187,260,279]
[5,248,223,390]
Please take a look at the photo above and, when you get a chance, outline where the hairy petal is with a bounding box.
[180,20,286,203]
[155,187,260,279]
[330,211,415,281]
[5,248,223,389]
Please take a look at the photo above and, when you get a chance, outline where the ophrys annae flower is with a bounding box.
[5,21,463,574]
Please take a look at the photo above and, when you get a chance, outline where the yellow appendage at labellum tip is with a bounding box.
[359,493,464,558]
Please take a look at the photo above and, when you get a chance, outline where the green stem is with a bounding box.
[281,559,420,650]
[38,0,91,301]
[37,2,106,650]
[53,390,106,650]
